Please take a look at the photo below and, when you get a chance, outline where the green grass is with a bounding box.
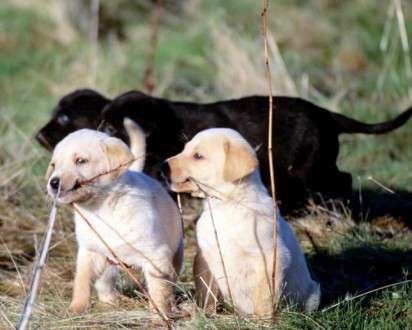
[1,0,412,328]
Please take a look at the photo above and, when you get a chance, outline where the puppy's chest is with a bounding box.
[74,207,140,256]
[197,202,273,252]
[197,206,243,252]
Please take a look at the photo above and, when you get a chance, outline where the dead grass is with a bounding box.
[1,0,412,329]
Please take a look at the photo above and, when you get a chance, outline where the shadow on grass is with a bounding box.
[308,242,412,307]
[350,188,412,227]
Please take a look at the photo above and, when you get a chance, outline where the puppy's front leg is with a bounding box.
[70,248,96,313]
[144,267,175,317]
[94,261,118,305]
[254,252,285,316]
[254,260,274,316]
[194,249,219,314]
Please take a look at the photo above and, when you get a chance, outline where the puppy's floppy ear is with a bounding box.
[223,139,258,182]
[44,161,54,180]
[100,137,134,179]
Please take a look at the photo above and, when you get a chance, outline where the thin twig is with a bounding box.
[188,177,275,222]
[76,156,143,187]
[367,176,395,194]
[261,0,278,315]
[322,279,412,312]
[393,0,412,79]
[0,305,14,329]
[143,0,164,94]
[71,204,172,329]
[379,1,395,52]
[89,0,100,87]
[205,196,235,309]
[176,193,185,236]
[16,191,59,330]
[199,276,218,309]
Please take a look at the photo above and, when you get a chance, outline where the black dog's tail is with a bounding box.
[332,106,412,134]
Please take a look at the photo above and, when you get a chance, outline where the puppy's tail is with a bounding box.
[333,106,412,134]
[124,118,146,172]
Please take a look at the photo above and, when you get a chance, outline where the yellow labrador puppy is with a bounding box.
[162,128,320,316]
[46,119,183,317]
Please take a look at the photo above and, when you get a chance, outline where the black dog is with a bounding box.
[36,89,412,213]
[36,89,111,150]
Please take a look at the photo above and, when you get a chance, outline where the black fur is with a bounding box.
[36,89,412,214]
[36,89,111,150]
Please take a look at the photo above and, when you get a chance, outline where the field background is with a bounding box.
[1,0,412,328]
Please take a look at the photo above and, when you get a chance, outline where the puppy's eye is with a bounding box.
[57,115,70,126]
[75,157,88,166]
[193,153,204,160]
[104,125,117,136]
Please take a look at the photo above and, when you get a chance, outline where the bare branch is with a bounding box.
[17,194,59,330]
[143,0,164,94]
[261,0,278,317]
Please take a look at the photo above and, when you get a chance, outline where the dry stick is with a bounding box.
[205,196,235,310]
[393,0,412,80]
[16,195,59,330]
[379,1,395,52]
[261,0,278,316]
[77,156,143,187]
[176,193,185,236]
[89,0,100,87]
[71,204,172,330]
[0,306,14,330]
[367,176,396,194]
[143,0,164,94]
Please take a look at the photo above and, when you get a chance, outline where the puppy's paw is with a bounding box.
[69,300,89,314]
[98,291,119,305]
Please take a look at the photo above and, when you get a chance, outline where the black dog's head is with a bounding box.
[36,89,111,150]
[100,90,184,174]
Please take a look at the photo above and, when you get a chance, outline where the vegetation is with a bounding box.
[1,0,412,328]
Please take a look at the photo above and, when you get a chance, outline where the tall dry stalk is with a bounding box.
[143,0,164,94]
[89,0,100,87]
[260,0,278,316]
[393,0,412,80]
[16,198,59,330]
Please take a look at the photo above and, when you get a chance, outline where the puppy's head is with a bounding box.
[46,129,133,204]
[162,128,258,196]
[36,89,110,151]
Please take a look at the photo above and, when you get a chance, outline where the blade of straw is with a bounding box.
[261,0,278,315]
[16,193,59,330]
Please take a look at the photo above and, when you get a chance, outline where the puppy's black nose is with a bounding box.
[49,177,60,191]
[160,161,170,178]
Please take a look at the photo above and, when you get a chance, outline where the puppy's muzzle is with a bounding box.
[49,176,81,195]
[36,131,53,151]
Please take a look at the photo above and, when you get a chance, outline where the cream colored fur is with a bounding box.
[46,121,183,316]
[166,128,320,315]
[124,118,146,171]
